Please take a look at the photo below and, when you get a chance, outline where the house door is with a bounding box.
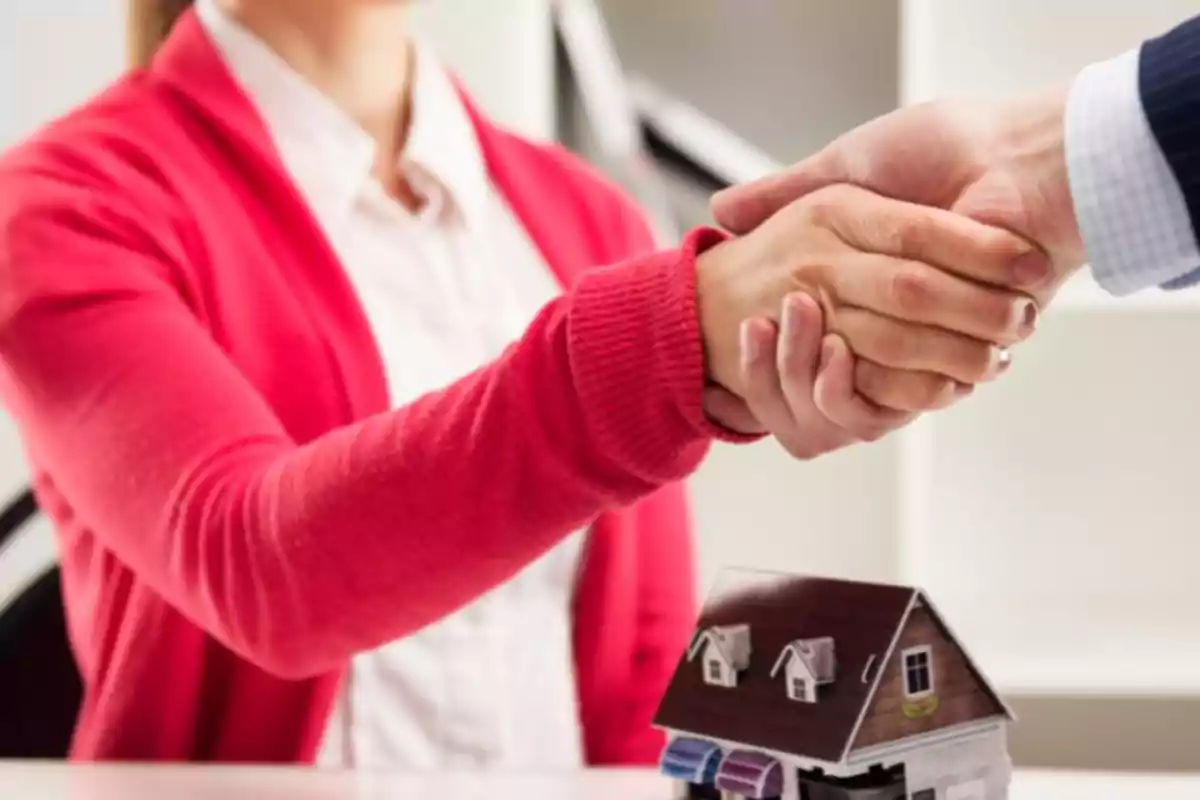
[945,778,986,800]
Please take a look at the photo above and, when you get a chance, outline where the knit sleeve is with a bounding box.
[0,173,721,679]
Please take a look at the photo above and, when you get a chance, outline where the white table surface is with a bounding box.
[0,764,1198,800]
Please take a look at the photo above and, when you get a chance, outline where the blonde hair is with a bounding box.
[127,0,195,68]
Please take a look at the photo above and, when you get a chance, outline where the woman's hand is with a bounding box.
[704,294,927,458]
[695,183,1039,456]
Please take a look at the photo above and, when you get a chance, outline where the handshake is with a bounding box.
[695,86,1084,458]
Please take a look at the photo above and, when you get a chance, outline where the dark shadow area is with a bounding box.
[0,567,80,758]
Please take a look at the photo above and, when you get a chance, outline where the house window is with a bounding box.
[707,661,722,683]
[903,646,934,697]
[791,678,810,701]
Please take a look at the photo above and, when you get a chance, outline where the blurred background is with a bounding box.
[3,0,1200,775]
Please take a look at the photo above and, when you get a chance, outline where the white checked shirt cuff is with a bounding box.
[1064,48,1200,295]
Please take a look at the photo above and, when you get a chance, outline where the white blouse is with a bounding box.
[196,0,586,770]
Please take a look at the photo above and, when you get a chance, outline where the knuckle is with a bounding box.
[854,362,894,408]
[801,185,858,226]
[960,286,1028,346]
[958,344,996,383]
[802,193,840,227]
[874,329,914,367]
[917,375,957,409]
[888,268,935,316]
[859,362,953,412]
[853,360,881,394]
[882,213,928,255]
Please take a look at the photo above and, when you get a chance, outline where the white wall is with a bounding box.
[0,1,127,146]
[408,0,555,141]
[895,0,1200,698]
[0,0,555,146]
[902,0,1199,102]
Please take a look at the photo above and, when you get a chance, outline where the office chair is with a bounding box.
[0,487,81,758]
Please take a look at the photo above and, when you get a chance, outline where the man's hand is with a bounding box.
[698,184,1035,400]
[693,183,1036,459]
[712,87,1086,305]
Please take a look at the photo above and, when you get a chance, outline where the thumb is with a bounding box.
[953,177,1055,290]
[711,147,847,234]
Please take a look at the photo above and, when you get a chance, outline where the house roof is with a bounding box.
[652,569,1011,764]
[770,638,835,684]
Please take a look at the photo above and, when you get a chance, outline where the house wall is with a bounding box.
[785,659,817,703]
[703,652,732,687]
[851,605,1003,751]
[900,725,1011,800]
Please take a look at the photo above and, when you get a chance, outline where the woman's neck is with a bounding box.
[217,0,414,169]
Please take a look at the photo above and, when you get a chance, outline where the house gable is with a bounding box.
[847,596,1008,754]
[774,647,819,703]
[687,625,751,688]
[700,640,734,686]
[771,638,836,704]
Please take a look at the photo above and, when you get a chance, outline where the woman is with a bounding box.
[0,0,1035,766]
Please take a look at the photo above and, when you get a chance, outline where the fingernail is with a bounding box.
[1017,299,1038,338]
[740,320,761,365]
[1013,250,1050,287]
[997,348,1012,373]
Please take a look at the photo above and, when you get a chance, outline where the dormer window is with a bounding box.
[771,637,836,703]
[902,645,934,698]
[687,625,752,687]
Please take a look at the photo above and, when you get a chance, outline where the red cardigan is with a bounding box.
[0,13,736,763]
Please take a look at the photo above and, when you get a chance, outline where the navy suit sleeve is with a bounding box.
[1140,15,1200,244]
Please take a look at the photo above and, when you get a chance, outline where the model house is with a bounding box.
[654,570,1014,800]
